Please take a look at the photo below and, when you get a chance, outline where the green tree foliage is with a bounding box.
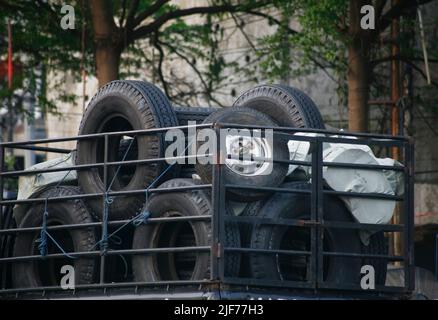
[0,1,92,113]
[0,0,437,132]
[258,0,438,131]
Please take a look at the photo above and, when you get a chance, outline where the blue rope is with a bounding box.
[132,190,151,227]
[106,249,129,279]
[44,231,77,259]
[37,198,49,257]
[100,193,113,252]
[107,137,135,191]
[97,137,135,251]
[109,234,123,246]
[93,158,178,250]
[95,134,194,248]
[36,198,76,259]
[36,153,76,258]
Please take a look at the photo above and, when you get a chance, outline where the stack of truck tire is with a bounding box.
[12,80,388,289]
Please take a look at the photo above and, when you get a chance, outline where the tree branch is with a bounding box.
[245,10,296,33]
[125,0,139,28]
[230,13,258,52]
[35,0,69,30]
[132,0,170,28]
[240,10,342,83]
[158,39,225,107]
[374,0,434,37]
[371,54,438,66]
[119,0,128,28]
[403,60,438,89]
[131,2,270,42]
[0,0,22,10]
[153,34,170,98]
[375,0,387,19]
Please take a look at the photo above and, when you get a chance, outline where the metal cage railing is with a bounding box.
[0,123,414,299]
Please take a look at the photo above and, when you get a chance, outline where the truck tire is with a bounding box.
[173,107,218,180]
[249,182,362,285]
[233,84,325,129]
[76,80,178,220]
[132,179,240,281]
[238,200,265,277]
[12,186,96,288]
[362,231,388,285]
[195,107,289,202]
[174,106,218,126]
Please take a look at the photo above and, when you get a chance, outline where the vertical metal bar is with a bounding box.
[436,233,438,281]
[315,139,324,286]
[218,142,226,281]
[0,147,4,231]
[403,140,415,291]
[211,126,223,280]
[0,147,4,288]
[310,140,317,287]
[402,142,409,291]
[310,139,321,288]
[408,141,415,291]
[99,134,109,284]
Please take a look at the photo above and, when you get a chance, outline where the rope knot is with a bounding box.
[37,199,49,257]
[105,194,114,205]
[132,210,151,227]
[37,198,76,259]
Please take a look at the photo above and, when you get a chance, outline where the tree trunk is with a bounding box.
[7,96,14,154]
[89,0,121,87]
[95,45,121,86]
[348,0,370,132]
[348,40,369,132]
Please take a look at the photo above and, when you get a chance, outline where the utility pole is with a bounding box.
[391,0,401,154]
[24,94,36,168]
[7,20,14,156]
[391,0,402,264]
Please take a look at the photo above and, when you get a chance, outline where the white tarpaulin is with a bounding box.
[287,132,327,175]
[323,146,396,224]
[14,152,77,224]
[287,133,404,231]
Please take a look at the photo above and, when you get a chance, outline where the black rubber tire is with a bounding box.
[233,84,325,129]
[249,182,362,285]
[12,186,96,288]
[132,178,240,281]
[238,200,265,277]
[174,106,219,126]
[362,231,388,285]
[76,80,178,220]
[195,107,289,202]
[173,106,218,180]
[179,166,197,179]
[243,190,388,285]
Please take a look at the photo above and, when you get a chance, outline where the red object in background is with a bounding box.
[7,19,13,89]
[0,61,7,79]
